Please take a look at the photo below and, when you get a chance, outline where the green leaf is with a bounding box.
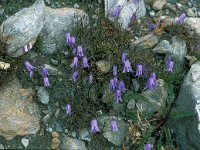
[170,111,196,119]
[123,90,148,103]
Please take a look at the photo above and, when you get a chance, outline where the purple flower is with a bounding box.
[113,65,117,76]
[145,77,156,90]
[150,72,158,85]
[115,90,122,103]
[118,80,126,93]
[113,5,121,18]
[66,32,71,45]
[177,12,186,25]
[110,119,119,132]
[110,79,116,92]
[147,23,157,32]
[72,47,76,55]
[70,36,76,46]
[66,104,71,115]
[25,61,35,77]
[42,67,49,77]
[77,46,84,57]
[133,0,140,4]
[91,119,100,133]
[121,52,127,63]
[135,64,143,77]
[71,56,78,68]
[166,57,174,73]
[144,144,153,150]
[89,74,93,84]
[82,56,89,68]
[72,70,78,82]
[123,60,133,73]
[44,77,50,87]
[131,13,137,22]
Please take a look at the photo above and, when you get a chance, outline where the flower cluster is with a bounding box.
[66,32,92,84]
[24,61,50,88]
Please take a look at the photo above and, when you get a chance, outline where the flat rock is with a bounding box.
[0,78,40,140]
[104,0,146,29]
[0,0,45,57]
[169,61,200,150]
[152,0,166,10]
[37,86,49,104]
[152,40,173,54]
[39,6,88,54]
[61,136,87,150]
[98,116,128,146]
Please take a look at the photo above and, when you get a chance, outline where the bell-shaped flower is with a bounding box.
[70,36,76,46]
[77,46,84,57]
[113,5,121,18]
[110,119,119,132]
[115,90,122,103]
[66,104,71,115]
[113,65,117,76]
[72,70,78,82]
[88,74,93,84]
[121,52,127,63]
[66,32,71,45]
[91,119,100,133]
[118,80,126,93]
[42,67,49,77]
[71,56,78,68]
[82,56,89,68]
[166,57,174,73]
[25,61,35,77]
[44,77,50,87]
[110,79,116,92]
[145,77,156,90]
[135,64,143,77]
[123,60,133,73]
[177,12,186,25]
[144,144,153,150]
[147,23,157,32]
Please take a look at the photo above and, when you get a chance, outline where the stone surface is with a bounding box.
[171,36,187,65]
[104,0,146,29]
[152,0,166,10]
[37,86,49,104]
[79,128,91,142]
[169,61,200,150]
[44,64,63,76]
[0,78,40,140]
[50,137,61,149]
[0,0,45,57]
[184,17,200,39]
[132,34,160,52]
[136,79,168,113]
[98,116,128,146]
[40,6,88,54]
[187,8,196,17]
[127,99,136,109]
[96,60,111,74]
[61,136,87,150]
[21,138,29,148]
[152,40,173,54]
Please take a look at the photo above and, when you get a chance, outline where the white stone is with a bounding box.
[21,138,30,148]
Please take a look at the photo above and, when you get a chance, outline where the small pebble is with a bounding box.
[74,4,79,8]
[0,143,4,149]
[21,138,29,148]
[71,131,77,138]
[50,138,61,149]
[52,131,60,138]
[149,10,155,17]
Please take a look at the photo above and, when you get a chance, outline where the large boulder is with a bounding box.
[169,61,200,150]
[0,78,40,140]
[39,6,89,54]
[104,0,146,29]
[0,0,45,57]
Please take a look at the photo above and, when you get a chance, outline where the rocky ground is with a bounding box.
[0,0,200,149]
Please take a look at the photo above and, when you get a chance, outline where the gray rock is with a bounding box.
[149,10,156,17]
[98,116,128,146]
[127,99,136,109]
[44,64,62,76]
[0,144,4,150]
[169,61,200,150]
[40,6,88,54]
[79,129,91,142]
[21,138,29,148]
[37,87,49,104]
[96,60,111,74]
[187,8,196,17]
[0,0,45,57]
[131,34,160,53]
[171,36,187,65]
[61,136,87,150]
[152,40,173,54]
[0,78,40,140]
[136,79,168,113]
[184,17,200,39]
[152,0,166,10]
[104,0,146,29]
